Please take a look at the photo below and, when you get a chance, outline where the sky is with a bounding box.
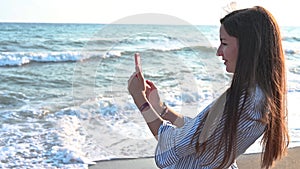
[0,0,299,26]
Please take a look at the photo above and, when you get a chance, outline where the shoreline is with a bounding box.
[89,147,300,169]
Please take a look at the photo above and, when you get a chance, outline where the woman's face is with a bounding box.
[216,24,239,73]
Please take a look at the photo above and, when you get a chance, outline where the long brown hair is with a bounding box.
[192,6,289,168]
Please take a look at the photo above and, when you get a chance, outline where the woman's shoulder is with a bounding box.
[243,85,266,119]
[250,85,266,105]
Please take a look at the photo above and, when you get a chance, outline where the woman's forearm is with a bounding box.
[160,105,185,128]
[134,96,184,138]
[134,96,163,139]
[153,102,185,128]
[140,105,163,140]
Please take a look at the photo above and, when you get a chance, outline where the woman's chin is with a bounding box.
[226,67,234,73]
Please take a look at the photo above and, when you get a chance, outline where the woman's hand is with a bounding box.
[145,80,164,114]
[128,66,148,108]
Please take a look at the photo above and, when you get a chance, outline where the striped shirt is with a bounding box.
[155,87,266,169]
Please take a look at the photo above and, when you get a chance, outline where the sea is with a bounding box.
[0,21,300,169]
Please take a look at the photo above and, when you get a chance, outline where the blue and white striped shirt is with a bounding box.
[155,87,266,169]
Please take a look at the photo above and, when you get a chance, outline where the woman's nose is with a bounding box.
[216,46,223,56]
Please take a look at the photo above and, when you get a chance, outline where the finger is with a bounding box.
[145,80,153,92]
[135,66,142,72]
[146,80,157,89]
[136,70,144,81]
[145,82,151,93]
[134,53,140,66]
[146,83,151,89]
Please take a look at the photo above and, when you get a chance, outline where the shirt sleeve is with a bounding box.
[154,105,211,168]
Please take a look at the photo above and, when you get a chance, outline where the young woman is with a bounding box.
[127,6,289,169]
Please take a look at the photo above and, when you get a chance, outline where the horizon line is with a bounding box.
[0,21,220,26]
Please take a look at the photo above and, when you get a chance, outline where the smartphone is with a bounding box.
[134,53,142,72]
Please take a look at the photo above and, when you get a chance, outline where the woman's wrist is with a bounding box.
[152,102,164,114]
[133,93,148,109]
[151,101,168,117]
[139,102,150,112]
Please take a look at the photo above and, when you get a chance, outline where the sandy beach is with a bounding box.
[89,147,300,169]
[236,147,299,169]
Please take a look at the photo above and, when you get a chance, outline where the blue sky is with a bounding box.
[0,0,299,26]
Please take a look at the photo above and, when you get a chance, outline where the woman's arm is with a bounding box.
[134,96,164,139]
[145,80,184,127]
[156,102,185,127]
[128,70,164,138]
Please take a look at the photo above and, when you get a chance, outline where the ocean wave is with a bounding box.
[0,52,80,66]
[120,45,215,57]
[289,66,300,75]
[285,49,300,55]
[87,38,119,47]
[86,32,211,53]
[0,40,21,46]
[0,43,214,67]
[43,39,86,48]
[282,36,300,42]
[0,51,123,67]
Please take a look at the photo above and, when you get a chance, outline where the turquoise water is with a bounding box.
[0,22,299,168]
